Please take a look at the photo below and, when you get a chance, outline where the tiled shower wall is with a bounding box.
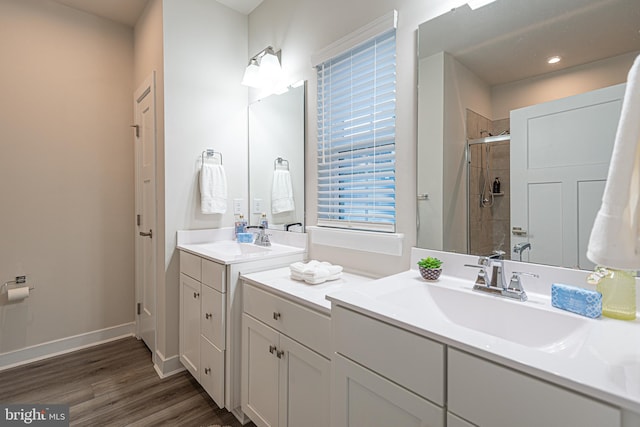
[467,109,511,258]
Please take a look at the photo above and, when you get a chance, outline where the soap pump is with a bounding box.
[234,214,247,239]
[492,177,501,194]
[587,266,636,320]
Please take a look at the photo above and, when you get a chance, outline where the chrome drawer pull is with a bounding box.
[273,312,281,320]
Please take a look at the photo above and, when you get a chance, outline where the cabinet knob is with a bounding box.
[204,368,211,375]
[276,350,284,359]
[193,292,200,298]
[205,313,212,319]
[273,312,281,320]
[269,345,277,354]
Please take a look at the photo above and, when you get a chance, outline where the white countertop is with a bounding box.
[176,227,307,265]
[240,266,374,315]
[327,267,640,413]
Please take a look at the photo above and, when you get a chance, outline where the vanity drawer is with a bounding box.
[180,251,201,281]
[333,305,445,406]
[243,283,331,358]
[202,258,226,292]
[201,284,225,349]
[448,348,620,427]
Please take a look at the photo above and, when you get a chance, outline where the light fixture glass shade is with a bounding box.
[241,59,261,87]
[258,51,282,88]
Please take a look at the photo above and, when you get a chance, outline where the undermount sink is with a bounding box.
[196,241,272,256]
[383,278,590,352]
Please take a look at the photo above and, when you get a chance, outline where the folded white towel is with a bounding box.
[289,260,343,284]
[587,54,640,269]
[272,169,295,214]
[200,163,227,214]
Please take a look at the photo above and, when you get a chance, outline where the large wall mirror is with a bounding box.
[417,0,640,269]
[248,83,306,231]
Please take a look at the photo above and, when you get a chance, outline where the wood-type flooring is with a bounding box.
[0,337,255,427]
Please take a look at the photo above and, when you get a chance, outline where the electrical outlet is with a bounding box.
[253,198,263,214]
[233,199,243,215]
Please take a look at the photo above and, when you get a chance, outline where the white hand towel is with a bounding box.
[303,265,331,285]
[272,169,295,214]
[587,54,640,269]
[200,163,228,214]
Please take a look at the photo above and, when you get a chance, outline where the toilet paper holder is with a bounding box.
[1,277,35,294]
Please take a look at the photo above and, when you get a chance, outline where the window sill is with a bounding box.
[307,226,404,256]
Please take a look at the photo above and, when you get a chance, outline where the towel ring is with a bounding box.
[274,157,289,170]
[201,149,223,166]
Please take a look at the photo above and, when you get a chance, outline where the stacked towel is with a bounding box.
[200,163,227,214]
[272,169,295,214]
[587,54,640,269]
[290,260,343,285]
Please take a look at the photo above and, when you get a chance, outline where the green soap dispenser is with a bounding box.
[588,266,637,320]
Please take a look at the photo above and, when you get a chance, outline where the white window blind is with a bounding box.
[316,28,397,232]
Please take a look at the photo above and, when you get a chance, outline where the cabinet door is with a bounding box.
[180,274,201,380]
[201,284,225,349]
[279,335,330,427]
[448,349,620,427]
[200,336,225,408]
[332,354,444,427]
[242,314,280,427]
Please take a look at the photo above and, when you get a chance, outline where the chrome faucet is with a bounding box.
[245,225,271,247]
[464,256,537,302]
[513,242,532,261]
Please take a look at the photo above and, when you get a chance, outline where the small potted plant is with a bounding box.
[417,257,443,281]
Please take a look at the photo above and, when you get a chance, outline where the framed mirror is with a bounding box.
[416,0,640,268]
[248,83,306,231]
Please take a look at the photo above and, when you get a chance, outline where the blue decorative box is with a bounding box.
[237,232,254,243]
[551,283,602,318]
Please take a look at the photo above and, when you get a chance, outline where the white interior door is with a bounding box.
[510,84,624,269]
[135,73,157,354]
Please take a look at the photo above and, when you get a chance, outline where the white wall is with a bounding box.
[161,0,248,359]
[248,0,465,277]
[0,0,134,354]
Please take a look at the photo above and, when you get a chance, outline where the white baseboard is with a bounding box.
[0,323,135,372]
[153,350,184,378]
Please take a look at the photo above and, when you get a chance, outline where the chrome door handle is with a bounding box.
[139,230,153,238]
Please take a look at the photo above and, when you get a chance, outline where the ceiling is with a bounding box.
[50,0,263,26]
[418,0,640,86]
[51,0,149,27]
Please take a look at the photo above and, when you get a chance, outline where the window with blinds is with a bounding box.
[316,28,397,232]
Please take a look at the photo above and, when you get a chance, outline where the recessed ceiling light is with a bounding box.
[547,56,562,64]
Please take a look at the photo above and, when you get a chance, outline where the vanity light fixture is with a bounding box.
[467,0,497,10]
[547,55,562,64]
[241,46,283,89]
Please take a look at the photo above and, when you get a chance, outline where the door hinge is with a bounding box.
[130,124,140,138]
[137,303,141,315]
[137,214,141,226]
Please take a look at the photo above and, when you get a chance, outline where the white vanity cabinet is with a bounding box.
[447,348,621,427]
[179,251,226,406]
[241,282,331,427]
[331,305,446,427]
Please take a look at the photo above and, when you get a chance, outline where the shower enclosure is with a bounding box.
[467,134,511,258]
